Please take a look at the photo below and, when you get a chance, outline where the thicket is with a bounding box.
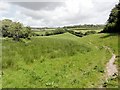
[84,31,96,35]
[1,19,32,41]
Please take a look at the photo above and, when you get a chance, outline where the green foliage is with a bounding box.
[31,32,40,36]
[53,28,66,34]
[84,31,96,35]
[67,30,84,37]
[74,31,84,37]
[67,30,97,37]
[1,19,13,37]
[32,28,102,37]
[44,28,66,36]
[63,24,104,30]
[1,19,31,41]
[45,31,53,36]
[102,3,120,33]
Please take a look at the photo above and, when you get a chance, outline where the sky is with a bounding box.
[0,0,119,27]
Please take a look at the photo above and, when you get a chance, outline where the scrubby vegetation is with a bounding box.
[66,30,84,37]
[1,19,32,41]
[63,24,104,30]
[84,31,96,35]
[44,28,66,36]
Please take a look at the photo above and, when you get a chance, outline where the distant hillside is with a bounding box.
[31,24,105,31]
[63,24,105,29]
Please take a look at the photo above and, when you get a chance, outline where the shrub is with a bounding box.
[67,30,75,34]
[45,31,52,36]
[53,28,66,34]
[44,28,66,36]
[1,19,32,41]
[31,32,40,36]
[67,30,84,37]
[84,31,96,35]
[74,31,84,37]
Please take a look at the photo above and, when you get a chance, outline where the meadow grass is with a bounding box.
[2,32,118,88]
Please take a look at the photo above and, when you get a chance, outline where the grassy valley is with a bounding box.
[1,1,119,88]
[2,32,119,88]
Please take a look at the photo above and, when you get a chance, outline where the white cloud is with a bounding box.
[0,0,119,27]
[0,2,10,15]
[0,2,10,10]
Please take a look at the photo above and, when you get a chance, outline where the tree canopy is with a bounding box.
[1,19,31,41]
[101,2,120,33]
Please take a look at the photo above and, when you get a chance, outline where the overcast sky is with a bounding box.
[0,0,119,27]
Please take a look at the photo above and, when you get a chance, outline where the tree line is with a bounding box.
[63,24,104,29]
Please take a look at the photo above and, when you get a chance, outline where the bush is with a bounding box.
[67,30,84,37]
[74,31,84,37]
[44,28,66,36]
[45,31,52,36]
[67,30,75,34]
[31,32,40,36]
[1,19,32,41]
[85,31,96,35]
[53,28,66,34]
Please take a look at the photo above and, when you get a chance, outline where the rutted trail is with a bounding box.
[105,54,118,79]
[103,46,118,79]
[100,46,118,88]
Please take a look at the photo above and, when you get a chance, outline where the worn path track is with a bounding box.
[99,46,118,88]
[105,54,118,79]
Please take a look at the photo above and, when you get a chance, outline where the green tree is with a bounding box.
[20,26,31,38]
[2,19,12,37]
[11,22,23,41]
[1,19,32,41]
[102,2,120,33]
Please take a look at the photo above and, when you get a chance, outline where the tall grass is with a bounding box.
[2,36,91,68]
[2,33,118,88]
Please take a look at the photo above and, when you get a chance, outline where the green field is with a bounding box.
[32,28,102,36]
[73,29,102,34]
[2,32,118,88]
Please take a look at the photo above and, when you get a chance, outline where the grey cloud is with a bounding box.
[11,2,64,10]
[20,8,51,20]
[2,0,118,27]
